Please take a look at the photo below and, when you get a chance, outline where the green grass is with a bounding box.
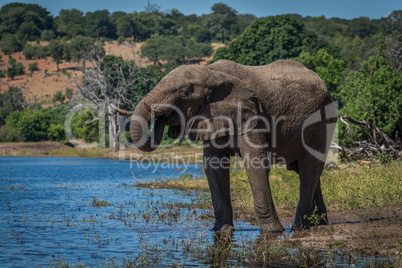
[142,161,402,219]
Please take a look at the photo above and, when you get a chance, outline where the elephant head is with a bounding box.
[126,65,263,152]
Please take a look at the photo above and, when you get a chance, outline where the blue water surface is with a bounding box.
[0,157,391,267]
[0,157,260,267]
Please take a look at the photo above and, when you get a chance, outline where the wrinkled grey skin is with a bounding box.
[128,60,337,233]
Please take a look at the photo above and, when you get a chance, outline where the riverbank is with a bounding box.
[0,141,203,162]
[137,161,402,259]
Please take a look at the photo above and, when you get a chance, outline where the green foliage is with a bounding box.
[205,2,237,43]
[6,56,25,79]
[0,125,24,142]
[141,35,213,64]
[52,91,65,104]
[67,36,94,62]
[8,109,52,141]
[71,110,99,142]
[0,86,26,126]
[292,49,346,97]
[0,33,23,54]
[47,123,66,141]
[117,36,124,44]
[84,10,116,38]
[65,88,74,99]
[303,206,327,229]
[16,22,40,42]
[48,39,66,71]
[0,70,5,78]
[213,15,328,65]
[187,24,212,43]
[28,62,38,76]
[339,54,402,145]
[40,29,55,41]
[54,9,84,37]
[23,44,45,60]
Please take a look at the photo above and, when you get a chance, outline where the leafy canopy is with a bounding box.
[213,15,329,65]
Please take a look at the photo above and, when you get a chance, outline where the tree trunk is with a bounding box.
[114,115,121,153]
[221,29,225,43]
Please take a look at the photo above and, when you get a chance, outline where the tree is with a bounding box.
[28,61,38,76]
[76,53,154,151]
[205,2,237,43]
[339,54,402,145]
[345,17,378,38]
[0,33,22,54]
[140,35,168,64]
[8,109,52,141]
[52,91,65,104]
[0,86,26,126]
[7,56,25,79]
[16,21,40,42]
[48,39,65,71]
[385,10,402,70]
[84,10,116,38]
[54,9,84,37]
[0,3,53,35]
[213,15,328,65]
[187,24,212,43]
[65,88,74,100]
[67,36,94,64]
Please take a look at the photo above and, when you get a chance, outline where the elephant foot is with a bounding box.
[212,223,234,233]
[260,221,284,233]
[291,215,329,231]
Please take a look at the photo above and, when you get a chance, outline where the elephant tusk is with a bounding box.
[143,102,165,117]
[110,104,133,116]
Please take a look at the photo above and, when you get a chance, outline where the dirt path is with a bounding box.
[281,206,402,256]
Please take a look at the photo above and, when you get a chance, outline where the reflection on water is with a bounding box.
[0,157,392,267]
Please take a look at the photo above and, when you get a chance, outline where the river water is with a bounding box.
[0,157,392,267]
[0,157,262,267]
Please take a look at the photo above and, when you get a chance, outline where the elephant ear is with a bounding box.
[187,70,263,141]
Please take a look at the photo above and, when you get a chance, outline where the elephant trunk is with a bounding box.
[130,100,166,152]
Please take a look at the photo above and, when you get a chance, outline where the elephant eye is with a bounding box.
[179,87,191,98]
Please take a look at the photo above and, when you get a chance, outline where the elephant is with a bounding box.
[112,59,337,233]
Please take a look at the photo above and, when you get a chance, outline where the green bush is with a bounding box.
[0,125,24,142]
[213,15,328,65]
[0,34,23,54]
[48,123,66,141]
[8,109,52,141]
[338,54,402,145]
[41,30,55,41]
[23,45,44,60]
[6,57,25,79]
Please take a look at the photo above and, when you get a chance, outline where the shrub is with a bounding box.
[0,34,23,54]
[41,30,55,41]
[48,123,66,141]
[0,125,25,142]
[23,45,43,60]
[52,91,65,104]
[117,36,124,44]
[28,62,38,76]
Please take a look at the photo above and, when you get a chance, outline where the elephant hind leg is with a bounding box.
[287,161,299,173]
[293,154,327,229]
[313,180,328,225]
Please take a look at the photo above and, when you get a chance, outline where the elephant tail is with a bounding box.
[110,104,134,116]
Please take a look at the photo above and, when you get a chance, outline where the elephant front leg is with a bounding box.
[204,146,233,231]
[240,137,284,233]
